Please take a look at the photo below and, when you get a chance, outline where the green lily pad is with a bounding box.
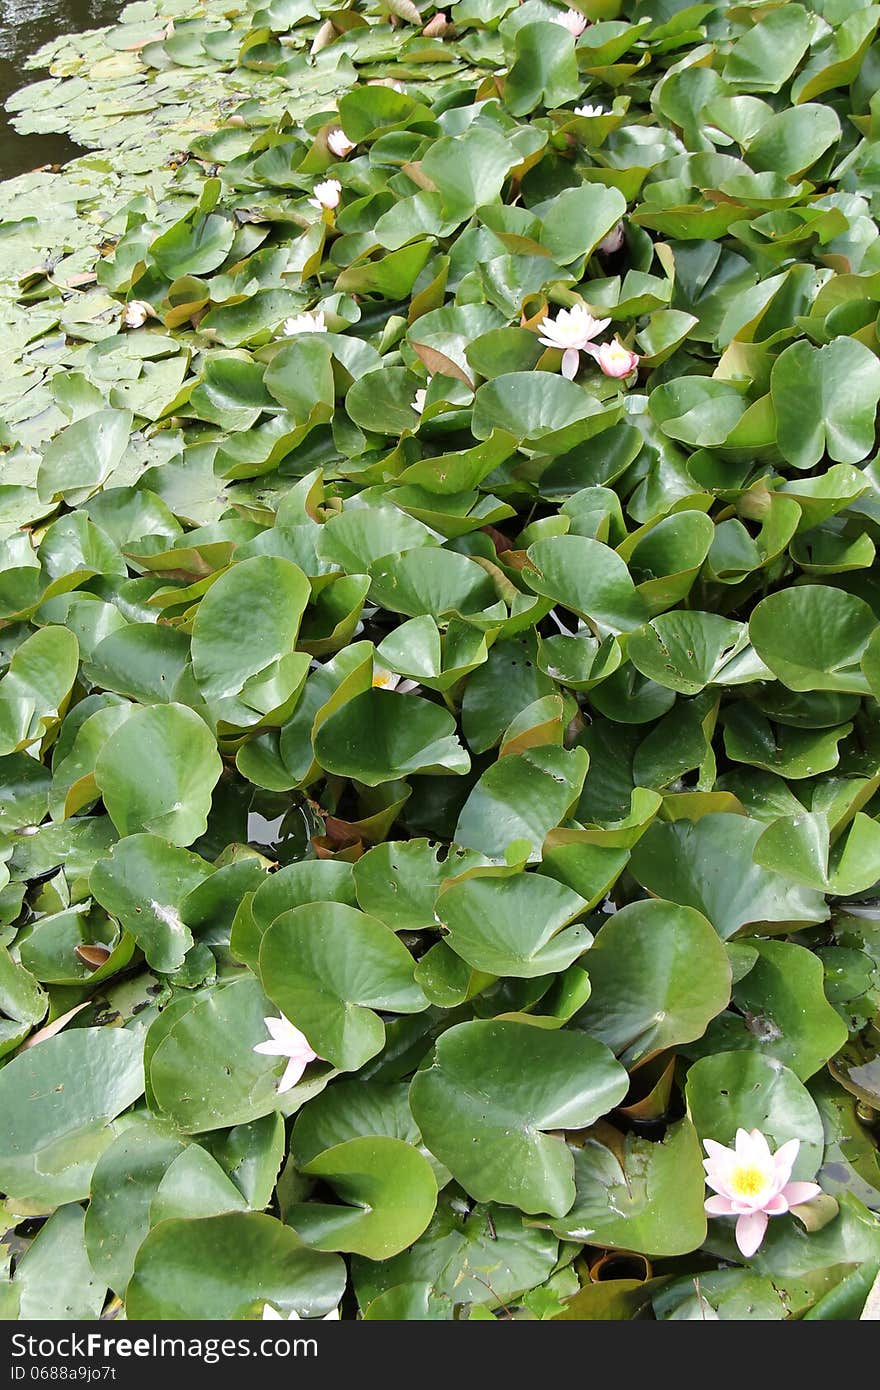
[771,338,880,471]
[436,870,591,978]
[629,813,828,939]
[453,745,589,863]
[749,586,876,694]
[191,555,311,705]
[547,1120,708,1257]
[90,833,213,972]
[288,1136,437,1258]
[525,535,648,636]
[94,703,223,846]
[126,1211,345,1319]
[686,1051,824,1180]
[410,1018,628,1215]
[0,1027,144,1205]
[260,903,428,1071]
[572,898,732,1066]
[148,975,329,1133]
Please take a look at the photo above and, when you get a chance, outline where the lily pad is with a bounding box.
[409,1019,628,1215]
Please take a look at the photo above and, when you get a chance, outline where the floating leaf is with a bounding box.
[547,1120,708,1257]
[686,1052,824,1180]
[437,870,591,978]
[126,1212,345,1319]
[629,814,828,939]
[771,338,880,471]
[314,689,470,785]
[287,1137,437,1258]
[572,899,732,1066]
[260,904,428,1071]
[410,1019,628,1215]
[0,1028,144,1205]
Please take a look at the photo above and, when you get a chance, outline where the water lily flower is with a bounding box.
[282,309,327,336]
[703,1130,822,1258]
[412,388,428,414]
[308,178,342,211]
[327,128,355,159]
[373,664,419,694]
[554,8,587,36]
[122,300,154,328]
[592,337,640,379]
[262,1305,340,1321]
[253,1015,320,1094]
[538,304,611,380]
[575,103,605,118]
[598,221,625,255]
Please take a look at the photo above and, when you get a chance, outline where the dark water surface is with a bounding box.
[1,0,122,179]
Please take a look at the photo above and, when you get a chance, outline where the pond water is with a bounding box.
[1,0,121,179]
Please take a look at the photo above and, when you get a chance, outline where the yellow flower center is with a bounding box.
[729,1164,768,1199]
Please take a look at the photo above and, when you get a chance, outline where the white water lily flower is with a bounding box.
[327,128,355,159]
[308,178,342,211]
[123,300,153,328]
[554,8,587,36]
[282,309,327,336]
[262,1304,340,1321]
[368,78,406,94]
[373,664,419,694]
[253,1015,320,1093]
[538,303,611,379]
[412,388,428,414]
[593,337,640,379]
[575,103,604,118]
[704,1130,822,1258]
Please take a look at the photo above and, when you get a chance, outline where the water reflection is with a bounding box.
[1,0,122,178]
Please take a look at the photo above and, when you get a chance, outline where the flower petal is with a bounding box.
[772,1138,800,1182]
[704,1195,736,1215]
[277,1056,309,1093]
[763,1193,789,1216]
[561,347,580,379]
[747,1129,773,1165]
[704,1172,734,1199]
[703,1139,733,1162]
[734,1128,752,1154]
[735,1210,768,1258]
[781,1181,822,1207]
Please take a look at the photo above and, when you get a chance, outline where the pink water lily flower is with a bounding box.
[263,1304,340,1321]
[253,1015,320,1094]
[538,304,611,379]
[592,337,640,379]
[327,128,355,159]
[554,8,587,36]
[704,1129,822,1258]
[598,221,625,255]
[308,178,341,211]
